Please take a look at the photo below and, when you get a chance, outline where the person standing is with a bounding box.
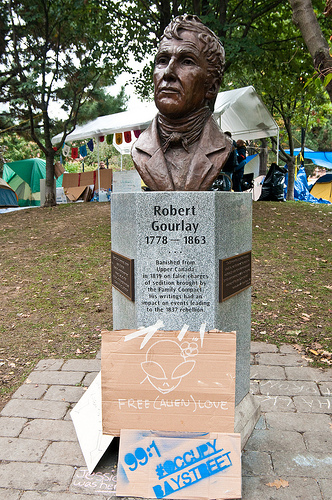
[233,139,246,192]
[219,131,238,190]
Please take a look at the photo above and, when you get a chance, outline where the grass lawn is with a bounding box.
[0,199,331,410]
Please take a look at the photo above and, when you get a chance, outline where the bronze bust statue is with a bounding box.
[132,14,232,191]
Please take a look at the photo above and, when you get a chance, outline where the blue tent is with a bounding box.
[0,178,19,207]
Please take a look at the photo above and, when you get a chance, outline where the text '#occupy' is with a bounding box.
[152,439,232,498]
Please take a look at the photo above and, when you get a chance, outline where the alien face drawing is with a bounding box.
[141,340,198,394]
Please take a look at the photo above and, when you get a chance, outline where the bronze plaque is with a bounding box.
[111,251,135,301]
[219,251,252,302]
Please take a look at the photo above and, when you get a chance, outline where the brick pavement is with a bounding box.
[0,343,331,499]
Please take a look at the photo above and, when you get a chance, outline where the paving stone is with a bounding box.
[259,380,319,396]
[0,489,21,499]
[0,416,27,437]
[64,407,74,421]
[62,359,100,372]
[255,394,296,412]
[82,372,98,387]
[43,385,86,403]
[95,350,101,359]
[285,366,332,382]
[20,419,77,442]
[265,411,332,432]
[250,365,286,380]
[34,359,65,371]
[0,436,49,461]
[279,344,301,354]
[242,476,323,500]
[0,399,68,419]
[41,441,85,466]
[250,381,259,394]
[256,352,307,366]
[272,451,332,478]
[293,395,332,413]
[11,384,48,400]
[0,462,74,491]
[21,492,111,500]
[242,450,274,477]
[26,371,85,386]
[318,479,332,500]
[303,431,332,453]
[254,415,267,430]
[319,382,332,396]
[245,429,306,453]
[70,467,117,497]
[250,342,278,353]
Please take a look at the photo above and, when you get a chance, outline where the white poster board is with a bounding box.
[71,372,114,473]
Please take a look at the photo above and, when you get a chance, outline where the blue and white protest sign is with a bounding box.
[116,429,241,499]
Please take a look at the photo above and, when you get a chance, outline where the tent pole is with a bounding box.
[276,129,279,164]
[97,138,101,200]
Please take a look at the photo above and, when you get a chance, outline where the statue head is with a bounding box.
[154,14,225,118]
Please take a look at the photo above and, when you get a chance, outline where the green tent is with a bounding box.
[3,158,63,206]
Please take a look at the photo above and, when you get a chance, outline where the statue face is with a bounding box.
[154,30,213,119]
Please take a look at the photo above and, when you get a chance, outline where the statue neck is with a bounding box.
[157,106,212,152]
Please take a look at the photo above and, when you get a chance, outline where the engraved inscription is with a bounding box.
[141,258,210,315]
[138,203,211,324]
[111,251,135,301]
[219,251,251,302]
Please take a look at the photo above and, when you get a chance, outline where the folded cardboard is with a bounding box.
[116,429,241,499]
[54,162,65,179]
[64,185,93,202]
[101,329,236,436]
[62,169,112,190]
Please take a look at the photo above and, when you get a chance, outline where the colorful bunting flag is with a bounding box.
[71,147,79,159]
[63,144,71,157]
[115,133,123,145]
[99,136,105,142]
[124,131,132,143]
[87,139,94,152]
[79,145,87,158]
[106,134,113,145]
[134,130,141,138]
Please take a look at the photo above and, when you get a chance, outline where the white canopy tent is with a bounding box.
[52,86,279,190]
[52,85,278,147]
[213,86,279,142]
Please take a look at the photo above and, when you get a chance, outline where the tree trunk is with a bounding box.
[158,0,171,38]
[286,156,295,201]
[289,0,332,102]
[43,151,56,207]
[259,138,268,176]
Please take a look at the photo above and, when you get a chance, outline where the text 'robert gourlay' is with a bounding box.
[151,205,199,233]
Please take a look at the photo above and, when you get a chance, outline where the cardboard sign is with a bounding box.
[101,329,236,436]
[62,169,112,190]
[116,429,241,499]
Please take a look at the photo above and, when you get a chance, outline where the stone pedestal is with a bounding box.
[111,191,260,436]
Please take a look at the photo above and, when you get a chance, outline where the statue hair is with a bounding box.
[161,14,225,107]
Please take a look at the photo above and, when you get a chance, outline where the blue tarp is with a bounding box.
[284,148,332,170]
[285,166,331,204]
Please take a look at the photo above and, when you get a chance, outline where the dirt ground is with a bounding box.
[0,200,331,411]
